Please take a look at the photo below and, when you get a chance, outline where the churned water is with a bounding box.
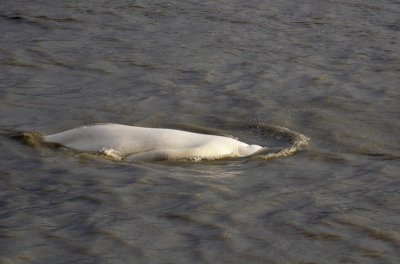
[1,0,399,263]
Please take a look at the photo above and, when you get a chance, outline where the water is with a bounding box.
[1,0,399,263]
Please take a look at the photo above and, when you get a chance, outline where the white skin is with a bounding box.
[44,123,265,161]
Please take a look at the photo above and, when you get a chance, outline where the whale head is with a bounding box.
[238,144,264,157]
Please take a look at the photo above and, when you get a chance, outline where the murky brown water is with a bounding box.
[1,0,399,263]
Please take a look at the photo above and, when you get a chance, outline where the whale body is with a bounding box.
[44,123,265,161]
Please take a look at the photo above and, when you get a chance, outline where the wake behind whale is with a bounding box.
[11,123,309,162]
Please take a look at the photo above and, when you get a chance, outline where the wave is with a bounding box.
[246,124,310,160]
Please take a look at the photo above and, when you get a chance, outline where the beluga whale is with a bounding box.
[43,123,269,161]
[39,123,309,162]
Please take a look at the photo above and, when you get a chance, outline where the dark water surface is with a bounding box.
[1,0,400,263]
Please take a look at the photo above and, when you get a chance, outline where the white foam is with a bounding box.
[100,148,124,161]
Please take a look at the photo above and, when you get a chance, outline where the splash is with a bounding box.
[250,125,310,160]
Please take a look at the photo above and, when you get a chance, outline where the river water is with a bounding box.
[1,0,399,263]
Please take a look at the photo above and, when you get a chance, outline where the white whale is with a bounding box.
[44,123,267,161]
